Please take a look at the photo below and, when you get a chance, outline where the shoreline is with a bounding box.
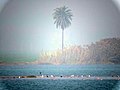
[0,75,120,80]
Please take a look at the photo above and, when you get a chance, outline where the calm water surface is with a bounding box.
[0,64,120,90]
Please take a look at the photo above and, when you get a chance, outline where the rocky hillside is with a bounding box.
[34,38,120,65]
[1,38,120,65]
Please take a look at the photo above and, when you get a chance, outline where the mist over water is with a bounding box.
[0,1,120,89]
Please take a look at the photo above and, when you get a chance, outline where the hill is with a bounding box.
[0,38,120,65]
[33,38,120,65]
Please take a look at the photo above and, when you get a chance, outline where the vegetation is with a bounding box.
[0,53,38,63]
[53,6,73,50]
[26,75,36,78]
[0,38,120,65]
[35,38,120,65]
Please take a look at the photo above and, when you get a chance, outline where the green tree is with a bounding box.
[53,6,73,50]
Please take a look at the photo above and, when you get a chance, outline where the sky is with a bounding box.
[0,0,120,54]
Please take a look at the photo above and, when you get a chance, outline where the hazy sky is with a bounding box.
[0,0,120,54]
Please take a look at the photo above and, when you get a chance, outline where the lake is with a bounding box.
[0,64,120,90]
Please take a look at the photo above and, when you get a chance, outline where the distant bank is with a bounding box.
[0,38,120,65]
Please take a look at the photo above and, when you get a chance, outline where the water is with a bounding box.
[0,64,120,90]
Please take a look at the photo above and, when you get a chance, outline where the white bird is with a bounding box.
[71,75,74,77]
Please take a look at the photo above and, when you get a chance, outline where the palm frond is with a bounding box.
[53,6,73,30]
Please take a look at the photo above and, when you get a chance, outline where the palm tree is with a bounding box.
[53,6,73,51]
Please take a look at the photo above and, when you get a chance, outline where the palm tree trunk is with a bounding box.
[62,29,64,51]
